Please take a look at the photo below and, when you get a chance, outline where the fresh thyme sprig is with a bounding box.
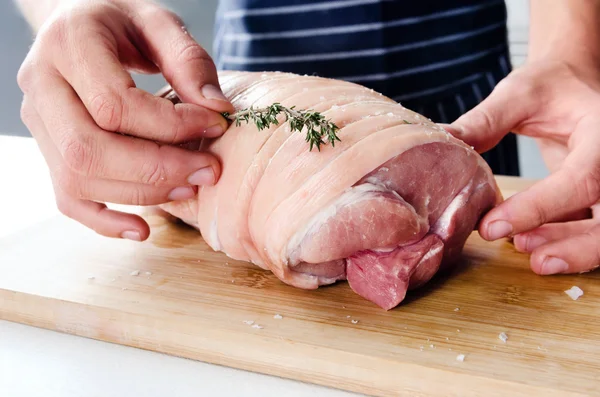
[222,103,341,151]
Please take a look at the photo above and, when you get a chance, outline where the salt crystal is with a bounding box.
[351,320,359,324]
[387,112,394,116]
[319,96,325,101]
[251,324,263,329]
[274,314,283,319]
[87,275,95,280]
[564,286,584,300]
[346,315,351,318]
[122,287,127,291]
[454,308,460,312]
[499,332,508,343]
[145,272,152,276]
[430,344,435,349]
[456,354,465,362]
[243,320,254,325]
[130,270,140,276]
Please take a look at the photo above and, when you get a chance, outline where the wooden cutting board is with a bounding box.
[1,176,599,397]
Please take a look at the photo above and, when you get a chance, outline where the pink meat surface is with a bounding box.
[158,71,502,310]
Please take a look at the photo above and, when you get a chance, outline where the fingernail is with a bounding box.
[203,124,225,137]
[540,256,569,275]
[201,84,229,102]
[121,230,141,241]
[187,167,215,185]
[168,186,196,201]
[486,220,513,240]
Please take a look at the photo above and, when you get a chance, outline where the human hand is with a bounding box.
[448,60,600,275]
[17,0,234,241]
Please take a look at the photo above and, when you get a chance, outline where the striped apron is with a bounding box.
[212,0,520,176]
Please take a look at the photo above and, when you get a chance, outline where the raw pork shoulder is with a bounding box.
[158,71,502,310]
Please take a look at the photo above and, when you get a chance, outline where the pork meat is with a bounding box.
[157,71,502,310]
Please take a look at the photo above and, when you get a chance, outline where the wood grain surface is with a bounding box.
[0,176,599,397]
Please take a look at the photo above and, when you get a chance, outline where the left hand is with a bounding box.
[447,60,600,275]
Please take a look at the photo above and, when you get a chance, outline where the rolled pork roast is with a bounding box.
[158,71,503,310]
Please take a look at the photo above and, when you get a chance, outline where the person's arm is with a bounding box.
[15,0,233,242]
[15,0,62,32]
[528,0,600,73]
[447,0,600,276]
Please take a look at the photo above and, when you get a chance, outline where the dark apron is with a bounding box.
[212,0,519,176]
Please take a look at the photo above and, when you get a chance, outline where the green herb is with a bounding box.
[222,103,341,151]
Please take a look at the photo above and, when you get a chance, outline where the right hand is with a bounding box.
[17,0,234,241]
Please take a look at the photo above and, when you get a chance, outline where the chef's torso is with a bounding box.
[213,0,519,175]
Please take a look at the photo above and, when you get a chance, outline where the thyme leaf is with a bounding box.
[222,103,341,151]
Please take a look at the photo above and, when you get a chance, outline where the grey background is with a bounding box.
[0,0,548,178]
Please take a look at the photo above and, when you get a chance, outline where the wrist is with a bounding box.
[527,0,600,77]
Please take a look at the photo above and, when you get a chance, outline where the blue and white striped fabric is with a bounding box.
[212,0,519,176]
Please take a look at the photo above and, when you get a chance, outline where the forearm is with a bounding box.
[528,0,600,68]
[15,0,64,32]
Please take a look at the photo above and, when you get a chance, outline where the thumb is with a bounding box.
[449,78,532,153]
[132,5,234,114]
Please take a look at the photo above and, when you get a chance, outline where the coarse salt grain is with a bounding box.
[243,320,254,325]
[252,324,263,329]
[274,314,283,319]
[351,320,359,324]
[145,272,152,276]
[454,308,460,312]
[130,270,140,276]
[499,332,508,343]
[564,286,584,300]
[456,354,465,362]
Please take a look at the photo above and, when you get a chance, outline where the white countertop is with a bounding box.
[0,135,359,397]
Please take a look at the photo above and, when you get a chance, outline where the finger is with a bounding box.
[52,19,228,143]
[133,5,234,113]
[20,96,150,240]
[513,219,597,253]
[479,117,600,240]
[529,222,600,275]
[29,71,221,187]
[56,192,151,241]
[448,76,535,152]
[115,24,161,75]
